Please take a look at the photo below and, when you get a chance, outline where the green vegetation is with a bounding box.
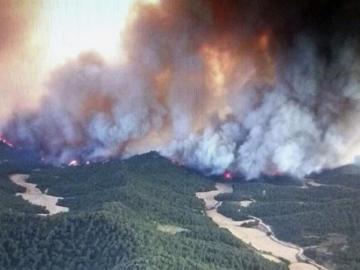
[0,143,45,215]
[217,169,360,270]
[0,144,286,270]
[0,143,40,175]
[0,174,46,215]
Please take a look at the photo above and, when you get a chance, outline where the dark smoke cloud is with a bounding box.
[2,0,360,179]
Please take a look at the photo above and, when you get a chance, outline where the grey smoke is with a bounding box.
[2,0,360,179]
[163,38,360,178]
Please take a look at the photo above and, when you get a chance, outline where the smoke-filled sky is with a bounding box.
[1,0,360,179]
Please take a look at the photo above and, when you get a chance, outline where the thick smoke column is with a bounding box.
[2,0,360,179]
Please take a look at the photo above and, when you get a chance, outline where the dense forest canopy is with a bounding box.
[217,169,360,270]
[0,143,286,270]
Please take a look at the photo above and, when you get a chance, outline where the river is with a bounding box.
[196,183,326,270]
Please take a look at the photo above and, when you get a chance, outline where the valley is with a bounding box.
[197,183,324,270]
[1,141,359,270]
[0,147,287,270]
[217,170,360,270]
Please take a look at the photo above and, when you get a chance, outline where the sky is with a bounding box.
[39,0,134,68]
[0,0,150,122]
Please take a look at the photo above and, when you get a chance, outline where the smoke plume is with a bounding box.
[0,1,44,123]
[2,0,360,179]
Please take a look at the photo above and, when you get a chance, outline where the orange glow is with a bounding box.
[256,33,275,83]
[200,44,244,120]
[154,68,172,104]
[258,33,270,52]
[201,44,236,97]
[223,171,233,180]
[81,95,114,120]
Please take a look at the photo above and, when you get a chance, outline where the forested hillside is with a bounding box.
[0,143,45,215]
[217,171,360,270]
[0,144,287,270]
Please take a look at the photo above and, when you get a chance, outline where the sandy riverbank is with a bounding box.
[9,174,69,216]
[196,183,326,270]
[301,179,325,189]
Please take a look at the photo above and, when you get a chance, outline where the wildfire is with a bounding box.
[200,44,238,119]
[268,163,282,176]
[171,158,183,166]
[258,33,270,52]
[0,134,14,148]
[223,171,233,180]
[68,160,79,166]
[201,44,235,97]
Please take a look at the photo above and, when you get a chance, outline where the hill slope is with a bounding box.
[217,170,360,270]
[0,147,286,270]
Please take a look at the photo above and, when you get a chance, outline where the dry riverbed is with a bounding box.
[9,174,69,216]
[196,183,326,270]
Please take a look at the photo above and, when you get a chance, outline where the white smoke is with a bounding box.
[162,38,360,179]
[2,0,360,179]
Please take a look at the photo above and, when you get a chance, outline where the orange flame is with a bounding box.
[201,44,236,97]
[0,134,14,148]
